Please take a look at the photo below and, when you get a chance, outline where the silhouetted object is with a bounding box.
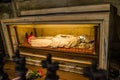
[0,52,9,80]
[41,54,59,80]
[12,49,28,80]
[25,33,28,39]
[83,60,107,80]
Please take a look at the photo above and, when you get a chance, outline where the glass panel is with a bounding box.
[8,24,99,55]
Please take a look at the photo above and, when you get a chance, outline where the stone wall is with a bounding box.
[0,3,12,19]
[108,0,120,15]
[13,0,120,16]
[0,0,120,18]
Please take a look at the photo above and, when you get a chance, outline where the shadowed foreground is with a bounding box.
[4,61,88,80]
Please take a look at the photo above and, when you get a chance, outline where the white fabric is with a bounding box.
[29,34,94,49]
[30,37,53,47]
[29,34,79,48]
[50,34,79,48]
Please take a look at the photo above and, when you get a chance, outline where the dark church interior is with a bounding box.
[0,0,120,80]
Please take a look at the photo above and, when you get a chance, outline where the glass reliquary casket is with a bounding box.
[8,23,99,73]
[12,24,98,55]
[0,4,119,74]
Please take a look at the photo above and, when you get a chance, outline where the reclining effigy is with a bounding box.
[29,34,94,49]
